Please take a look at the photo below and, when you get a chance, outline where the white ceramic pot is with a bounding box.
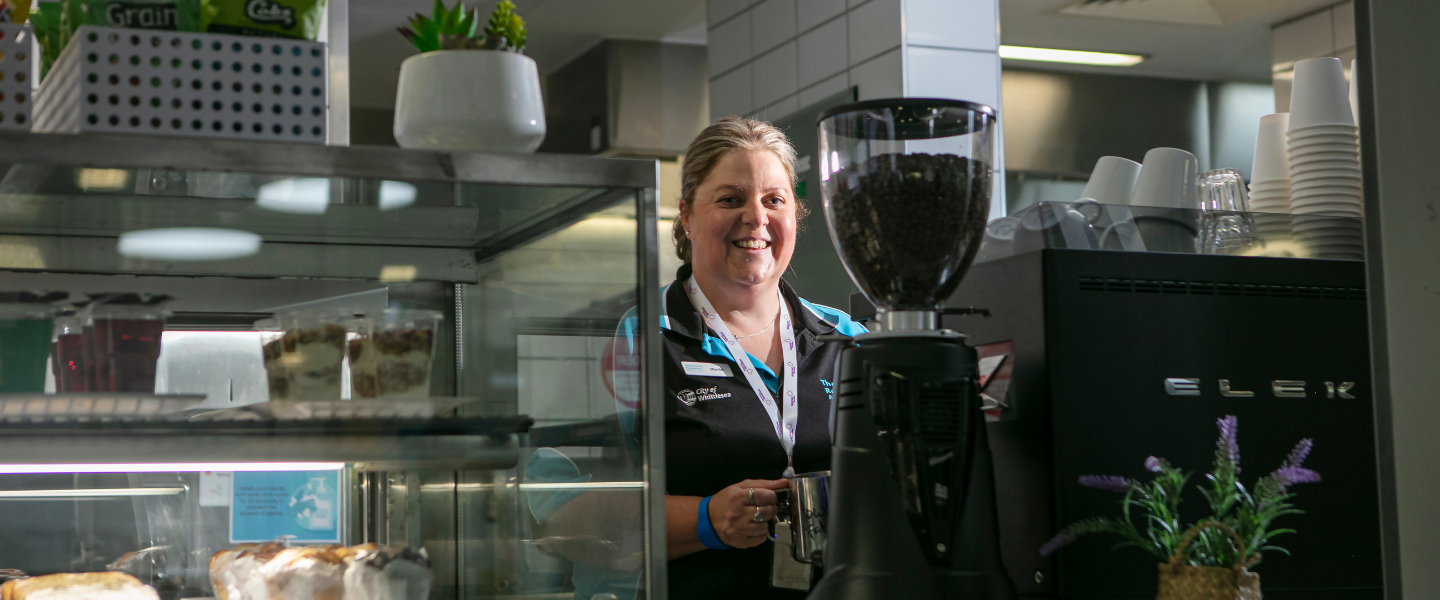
[393,50,546,153]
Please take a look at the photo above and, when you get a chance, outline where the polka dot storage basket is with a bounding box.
[33,26,326,142]
[0,24,35,131]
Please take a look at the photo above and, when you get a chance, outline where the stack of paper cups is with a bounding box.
[1288,57,1362,259]
[1249,113,1293,243]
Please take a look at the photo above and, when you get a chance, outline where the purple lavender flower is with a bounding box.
[1144,456,1168,473]
[1281,438,1314,469]
[1039,532,1077,557]
[1079,475,1135,493]
[1217,415,1241,471]
[1270,466,1321,488]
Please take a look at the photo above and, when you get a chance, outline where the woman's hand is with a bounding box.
[709,479,789,549]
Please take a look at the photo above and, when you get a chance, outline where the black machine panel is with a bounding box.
[944,249,1383,599]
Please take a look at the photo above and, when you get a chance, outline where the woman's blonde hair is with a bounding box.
[673,116,809,263]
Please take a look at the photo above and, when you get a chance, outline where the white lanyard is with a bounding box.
[684,275,799,458]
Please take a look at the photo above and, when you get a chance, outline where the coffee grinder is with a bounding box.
[809,99,1016,600]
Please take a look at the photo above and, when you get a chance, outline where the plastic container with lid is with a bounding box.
[260,310,350,401]
[84,293,172,394]
[348,309,442,399]
[51,306,90,393]
[0,291,68,393]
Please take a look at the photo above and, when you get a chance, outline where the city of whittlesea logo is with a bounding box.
[676,386,731,406]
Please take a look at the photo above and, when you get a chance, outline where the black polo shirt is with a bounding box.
[658,264,865,599]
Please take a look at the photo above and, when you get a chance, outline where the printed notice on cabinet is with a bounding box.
[230,470,342,543]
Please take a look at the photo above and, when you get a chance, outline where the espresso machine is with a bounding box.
[807,98,1016,600]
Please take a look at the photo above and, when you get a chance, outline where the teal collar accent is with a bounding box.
[699,333,780,394]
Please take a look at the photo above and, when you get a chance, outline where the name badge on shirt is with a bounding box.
[682,361,734,377]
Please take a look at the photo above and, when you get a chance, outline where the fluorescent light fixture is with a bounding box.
[999,45,1145,67]
[257,178,331,214]
[77,168,130,191]
[420,481,646,492]
[0,463,345,474]
[117,228,262,262]
[378,181,418,211]
[378,265,418,282]
[0,487,186,499]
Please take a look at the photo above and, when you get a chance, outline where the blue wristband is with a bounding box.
[696,495,730,550]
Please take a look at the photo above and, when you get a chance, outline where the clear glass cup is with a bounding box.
[1196,168,1261,255]
[817,98,997,313]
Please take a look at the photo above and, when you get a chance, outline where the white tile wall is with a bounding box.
[906,0,997,52]
[1272,9,1335,68]
[1332,1,1355,51]
[847,0,902,66]
[848,48,903,100]
[709,15,753,76]
[708,0,753,27]
[798,17,849,88]
[711,64,753,119]
[905,47,1001,110]
[799,72,850,107]
[753,94,799,121]
[519,335,622,423]
[706,0,1004,195]
[752,41,799,106]
[751,0,798,56]
[798,0,846,32]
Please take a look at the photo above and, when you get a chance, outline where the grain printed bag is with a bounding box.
[200,0,325,40]
[74,0,200,30]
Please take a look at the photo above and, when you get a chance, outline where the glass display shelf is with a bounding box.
[0,131,666,600]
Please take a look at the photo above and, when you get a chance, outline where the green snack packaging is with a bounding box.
[200,0,325,40]
[75,0,199,30]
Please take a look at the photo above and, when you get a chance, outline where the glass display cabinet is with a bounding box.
[0,131,666,600]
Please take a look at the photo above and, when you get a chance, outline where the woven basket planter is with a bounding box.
[1155,521,1262,600]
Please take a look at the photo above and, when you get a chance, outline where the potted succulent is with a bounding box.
[1042,416,1321,600]
[393,0,545,152]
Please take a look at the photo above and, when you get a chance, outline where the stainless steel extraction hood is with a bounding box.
[539,40,709,158]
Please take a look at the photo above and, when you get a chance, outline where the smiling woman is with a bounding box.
[655,117,863,597]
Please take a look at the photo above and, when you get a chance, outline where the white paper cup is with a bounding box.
[1080,156,1142,205]
[1290,57,1356,129]
[1291,177,1362,191]
[1131,147,1200,209]
[1349,58,1361,128]
[1288,131,1359,145]
[1252,113,1292,183]
[1291,162,1363,175]
[1289,123,1358,138]
[1249,178,1292,190]
[1289,148,1360,162]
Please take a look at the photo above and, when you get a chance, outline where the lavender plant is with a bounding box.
[1040,415,1320,568]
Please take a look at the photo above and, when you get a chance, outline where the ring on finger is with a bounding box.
[747,488,754,506]
[752,506,764,522]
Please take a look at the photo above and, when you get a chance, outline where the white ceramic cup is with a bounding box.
[1080,156,1142,205]
[1252,113,1292,183]
[1289,57,1356,129]
[1131,147,1200,209]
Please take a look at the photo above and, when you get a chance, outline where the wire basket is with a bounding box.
[34,25,326,142]
[0,24,34,131]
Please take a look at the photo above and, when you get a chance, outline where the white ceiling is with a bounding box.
[349,0,705,108]
[998,0,1337,81]
[347,0,1335,110]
